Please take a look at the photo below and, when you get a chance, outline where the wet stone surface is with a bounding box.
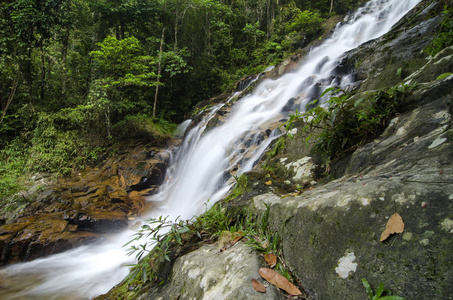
[0,141,171,266]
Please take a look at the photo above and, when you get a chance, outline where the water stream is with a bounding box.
[0,0,421,298]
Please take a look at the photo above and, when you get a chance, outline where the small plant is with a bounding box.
[123,216,191,284]
[362,278,405,300]
[124,202,232,284]
[123,201,294,287]
[225,174,250,201]
[281,82,417,172]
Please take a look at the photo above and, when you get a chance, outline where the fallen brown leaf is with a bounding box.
[251,278,266,293]
[259,268,302,296]
[220,235,244,252]
[261,240,270,249]
[380,212,404,242]
[264,253,277,268]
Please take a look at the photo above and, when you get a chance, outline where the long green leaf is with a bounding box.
[378,296,405,300]
[362,278,373,299]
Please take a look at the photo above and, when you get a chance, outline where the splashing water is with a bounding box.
[0,0,421,298]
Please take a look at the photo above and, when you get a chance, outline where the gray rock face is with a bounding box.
[139,240,283,300]
[253,4,453,297]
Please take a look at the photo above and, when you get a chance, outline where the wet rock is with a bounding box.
[0,141,170,266]
[137,240,283,300]
[0,214,98,264]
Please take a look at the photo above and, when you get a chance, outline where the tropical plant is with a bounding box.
[362,278,405,300]
[282,82,417,169]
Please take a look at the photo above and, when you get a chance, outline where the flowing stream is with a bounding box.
[0,0,421,298]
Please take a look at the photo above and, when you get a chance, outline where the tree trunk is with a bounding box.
[0,80,18,125]
[329,0,334,17]
[40,41,45,102]
[104,107,112,137]
[153,27,166,119]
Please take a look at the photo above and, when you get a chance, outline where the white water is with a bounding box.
[0,0,421,298]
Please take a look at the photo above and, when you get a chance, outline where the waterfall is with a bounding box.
[0,0,422,298]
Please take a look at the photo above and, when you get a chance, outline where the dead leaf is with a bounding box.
[220,235,244,252]
[264,253,277,268]
[251,278,266,293]
[265,180,273,185]
[380,212,404,242]
[259,268,302,296]
[261,240,269,249]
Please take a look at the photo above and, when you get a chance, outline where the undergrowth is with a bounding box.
[281,82,417,171]
[122,201,293,293]
[224,174,250,201]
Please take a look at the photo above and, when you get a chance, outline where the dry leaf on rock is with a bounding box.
[251,278,266,293]
[220,234,244,252]
[259,268,302,296]
[380,212,404,242]
[264,253,277,268]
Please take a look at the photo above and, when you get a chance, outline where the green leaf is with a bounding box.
[175,234,181,245]
[354,98,364,108]
[375,282,385,298]
[378,296,405,300]
[362,278,374,299]
[436,72,453,80]
[321,87,336,97]
[177,226,190,234]
[142,268,148,283]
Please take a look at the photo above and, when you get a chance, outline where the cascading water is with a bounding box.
[0,0,421,298]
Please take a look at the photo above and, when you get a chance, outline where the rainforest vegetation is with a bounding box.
[0,0,368,198]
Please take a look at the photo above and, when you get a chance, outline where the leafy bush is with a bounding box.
[283,83,417,167]
[112,114,175,140]
[286,10,324,39]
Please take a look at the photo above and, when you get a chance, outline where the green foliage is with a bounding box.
[89,36,156,121]
[224,174,250,201]
[192,202,232,238]
[425,6,453,56]
[283,83,417,168]
[362,278,405,300]
[112,114,175,140]
[286,10,324,39]
[124,202,231,284]
[269,136,287,157]
[436,72,453,80]
[0,139,27,200]
[124,199,291,286]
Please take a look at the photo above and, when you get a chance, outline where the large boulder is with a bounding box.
[136,240,283,300]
